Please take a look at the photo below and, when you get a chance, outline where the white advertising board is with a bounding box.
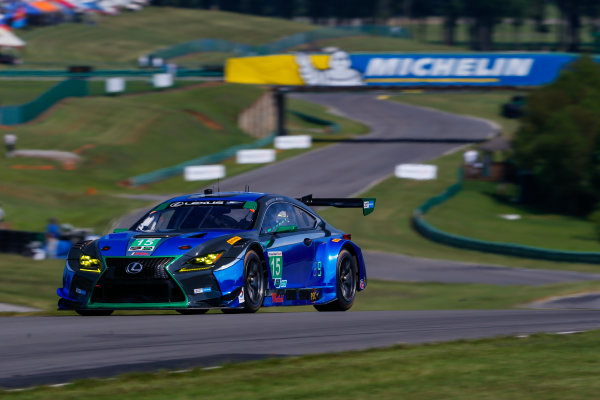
[152,73,173,88]
[184,165,225,181]
[395,164,437,180]
[274,135,312,150]
[106,77,125,93]
[236,149,276,164]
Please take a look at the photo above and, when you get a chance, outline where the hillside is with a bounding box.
[15,7,458,68]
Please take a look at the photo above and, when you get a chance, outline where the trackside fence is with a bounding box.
[412,168,600,263]
[125,133,277,187]
[0,79,88,125]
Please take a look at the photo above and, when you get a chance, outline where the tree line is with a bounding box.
[152,0,600,51]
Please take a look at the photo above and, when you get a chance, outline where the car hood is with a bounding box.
[97,230,248,258]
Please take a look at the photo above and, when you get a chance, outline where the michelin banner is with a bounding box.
[226,52,585,87]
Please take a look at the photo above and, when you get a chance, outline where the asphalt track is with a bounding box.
[3,94,600,389]
[2,310,600,388]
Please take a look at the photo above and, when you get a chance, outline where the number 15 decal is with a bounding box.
[268,251,283,280]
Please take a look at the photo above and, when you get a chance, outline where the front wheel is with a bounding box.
[76,309,114,316]
[241,250,265,313]
[314,249,356,312]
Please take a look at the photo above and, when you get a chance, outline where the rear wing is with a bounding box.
[298,194,376,216]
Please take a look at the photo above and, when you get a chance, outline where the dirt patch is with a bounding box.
[184,109,223,130]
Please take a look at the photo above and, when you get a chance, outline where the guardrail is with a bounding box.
[289,110,339,133]
[0,79,88,125]
[124,133,276,187]
[412,168,600,263]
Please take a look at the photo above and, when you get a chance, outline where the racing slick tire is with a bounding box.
[241,250,265,313]
[176,309,209,315]
[314,249,356,312]
[75,309,114,316]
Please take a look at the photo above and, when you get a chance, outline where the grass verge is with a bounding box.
[3,252,600,314]
[3,330,600,398]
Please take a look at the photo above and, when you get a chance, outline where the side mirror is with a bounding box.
[276,225,298,233]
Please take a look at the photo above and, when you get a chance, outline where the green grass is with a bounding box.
[4,330,600,399]
[16,7,317,68]
[427,180,600,252]
[0,81,56,105]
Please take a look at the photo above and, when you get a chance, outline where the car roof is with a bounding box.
[166,192,269,203]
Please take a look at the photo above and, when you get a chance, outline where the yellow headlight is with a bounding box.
[179,252,223,272]
[79,255,102,273]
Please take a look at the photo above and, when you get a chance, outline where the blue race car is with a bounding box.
[57,191,375,315]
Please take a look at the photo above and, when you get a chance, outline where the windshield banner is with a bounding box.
[225,52,587,87]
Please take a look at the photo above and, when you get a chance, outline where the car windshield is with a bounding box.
[133,203,257,232]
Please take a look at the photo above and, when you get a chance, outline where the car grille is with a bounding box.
[90,257,186,304]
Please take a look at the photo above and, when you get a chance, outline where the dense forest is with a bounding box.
[152,0,600,51]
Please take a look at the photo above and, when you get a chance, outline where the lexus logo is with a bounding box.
[126,262,144,274]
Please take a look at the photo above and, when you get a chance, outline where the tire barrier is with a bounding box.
[412,168,600,263]
[0,79,88,125]
[125,133,276,187]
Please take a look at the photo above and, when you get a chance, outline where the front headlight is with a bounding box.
[178,251,224,272]
[79,255,102,273]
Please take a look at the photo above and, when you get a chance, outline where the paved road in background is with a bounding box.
[364,251,600,285]
[216,93,497,196]
[3,310,600,388]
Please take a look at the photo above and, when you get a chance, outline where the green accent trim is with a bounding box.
[88,302,188,309]
[244,201,258,210]
[113,228,128,233]
[153,202,170,211]
[276,224,298,233]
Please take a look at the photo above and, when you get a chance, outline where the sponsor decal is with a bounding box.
[194,287,212,294]
[331,238,342,243]
[227,236,242,245]
[128,238,160,252]
[169,200,225,208]
[279,280,287,289]
[360,279,365,290]
[363,200,375,209]
[132,252,150,256]
[271,293,285,303]
[268,251,283,282]
[238,288,245,304]
[75,287,86,295]
[310,288,320,303]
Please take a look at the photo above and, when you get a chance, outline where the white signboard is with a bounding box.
[152,73,173,88]
[236,149,276,164]
[106,77,125,94]
[274,135,312,150]
[184,165,225,181]
[395,164,437,180]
